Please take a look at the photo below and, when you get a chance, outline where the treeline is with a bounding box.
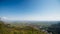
[47,22,60,34]
[0,21,47,34]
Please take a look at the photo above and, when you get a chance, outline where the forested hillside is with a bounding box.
[47,22,60,34]
[0,21,47,34]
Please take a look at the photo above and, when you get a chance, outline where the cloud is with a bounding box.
[1,17,8,20]
[1,16,60,21]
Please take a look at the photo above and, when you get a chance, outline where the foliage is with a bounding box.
[0,21,47,34]
[47,22,60,34]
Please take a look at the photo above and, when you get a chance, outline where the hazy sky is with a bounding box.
[0,0,60,21]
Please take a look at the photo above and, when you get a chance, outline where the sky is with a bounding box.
[0,0,60,21]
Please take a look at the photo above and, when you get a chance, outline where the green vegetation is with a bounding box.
[0,21,47,34]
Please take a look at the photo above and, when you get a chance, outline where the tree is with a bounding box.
[47,22,60,34]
